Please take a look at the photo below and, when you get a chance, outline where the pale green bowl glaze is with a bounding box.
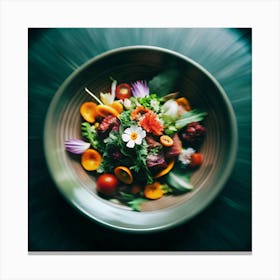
[44,46,237,232]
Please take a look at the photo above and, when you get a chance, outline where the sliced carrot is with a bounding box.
[81,149,102,171]
[80,102,97,123]
[114,166,133,184]
[176,97,191,111]
[144,182,163,200]
[110,101,123,114]
[95,104,120,118]
[160,135,174,147]
[153,160,175,178]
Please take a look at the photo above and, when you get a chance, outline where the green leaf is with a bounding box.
[81,122,101,149]
[164,126,177,135]
[119,110,134,128]
[175,110,207,129]
[128,198,147,211]
[160,183,173,194]
[119,192,135,201]
[148,69,180,97]
[166,166,194,192]
[137,94,161,112]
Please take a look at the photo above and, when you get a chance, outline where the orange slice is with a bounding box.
[160,135,174,147]
[81,149,102,171]
[153,160,175,178]
[95,104,120,118]
[80,102,97,123]
[114,166,133,184]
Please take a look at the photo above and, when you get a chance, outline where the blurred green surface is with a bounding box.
[28,28,251,251]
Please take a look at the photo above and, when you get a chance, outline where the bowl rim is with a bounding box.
[43,45,238,233]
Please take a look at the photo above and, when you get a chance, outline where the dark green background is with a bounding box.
[28,28,251,251]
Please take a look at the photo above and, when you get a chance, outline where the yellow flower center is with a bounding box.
[130,132,138,140]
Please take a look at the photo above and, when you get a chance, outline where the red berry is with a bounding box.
[181,122,206,144]
[187,127,196,134]
[189,153,203,168]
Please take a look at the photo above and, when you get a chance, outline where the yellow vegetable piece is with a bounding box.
[95,104,120,118]
[153,160,175,178]
[110,101,123,114]
[80,102,97,123]
[81,149,102,171]
[114,166,133,184]
[144,182,163,200]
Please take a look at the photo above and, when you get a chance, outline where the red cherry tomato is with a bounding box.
[190,153,203,168]
[116,83,131,100]
[96,173,119,195]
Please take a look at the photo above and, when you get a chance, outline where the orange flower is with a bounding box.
[130,106,150,120]
[138,111,164,136]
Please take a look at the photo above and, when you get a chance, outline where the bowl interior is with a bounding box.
[44,46,237,230]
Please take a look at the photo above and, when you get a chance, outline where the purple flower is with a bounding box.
[131,80,149,98]
[65,139,90,154]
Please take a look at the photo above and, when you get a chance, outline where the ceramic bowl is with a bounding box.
[44,46,237,232]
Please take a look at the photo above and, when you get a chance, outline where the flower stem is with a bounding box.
[84,87,103,105]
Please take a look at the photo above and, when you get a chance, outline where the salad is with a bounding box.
[65,74,207,211]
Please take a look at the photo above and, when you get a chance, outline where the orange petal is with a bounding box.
[80,102,97,123]
[95,104,120,118]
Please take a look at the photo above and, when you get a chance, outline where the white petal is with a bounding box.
[122,134,130,142]
[186,148,196,154]
[100,93,113,105]
[134,137,142,145]
[124,127,132,134]
[129,125,138,132]
[135,126,145,137]
[140,129,146,138]
[111,80,117,100]
[123,98,132,109]
[126,140,135,148]
[135,126,143,134]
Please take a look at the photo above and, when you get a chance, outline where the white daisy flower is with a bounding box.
[122,125,146,148]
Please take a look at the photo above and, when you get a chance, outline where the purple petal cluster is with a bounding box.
[64,139,90,154]
[131,80,149,98]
